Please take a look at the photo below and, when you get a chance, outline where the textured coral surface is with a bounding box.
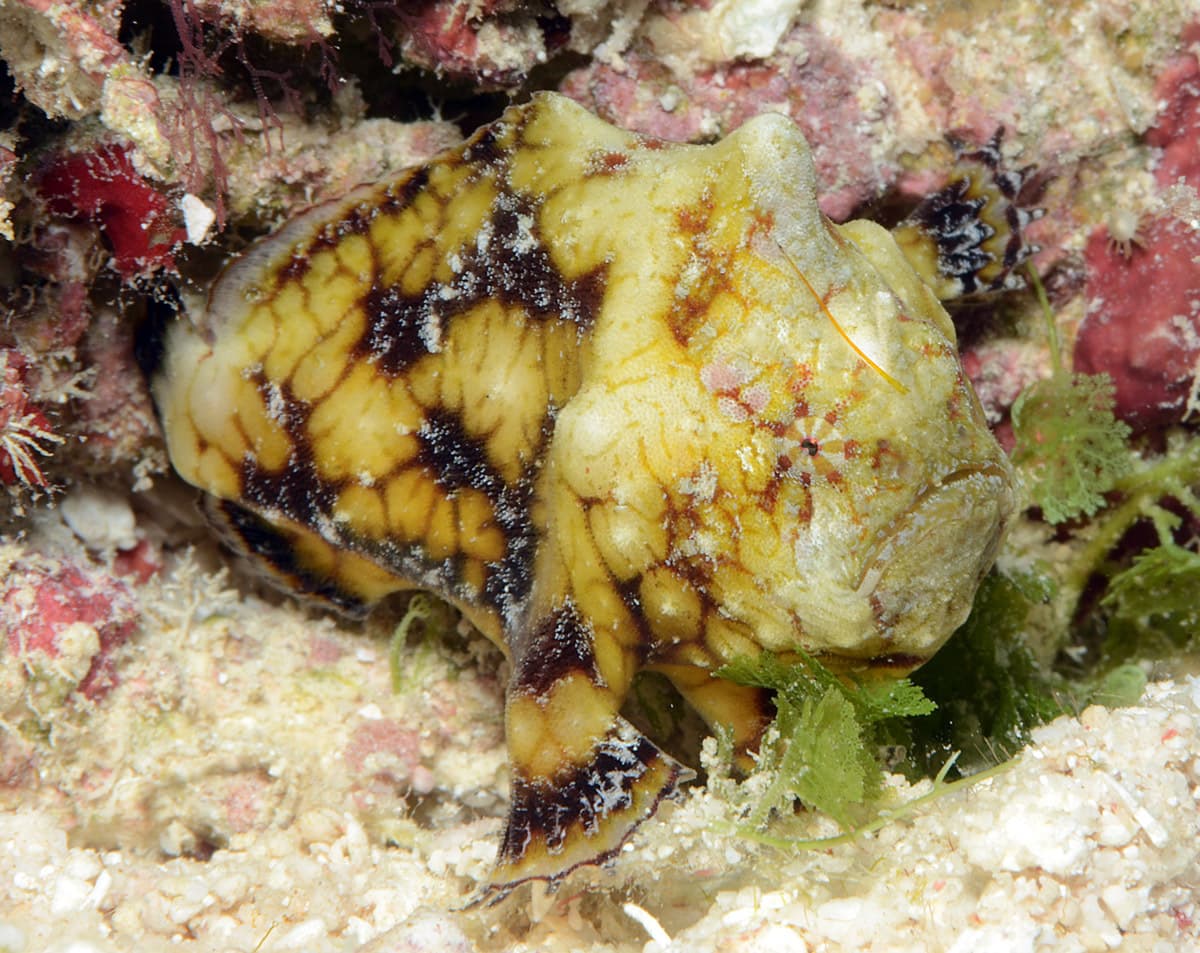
[2,0,1200,949]
[1075,20,1200,431]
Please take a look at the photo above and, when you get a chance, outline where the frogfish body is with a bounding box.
[150,93,1022,898]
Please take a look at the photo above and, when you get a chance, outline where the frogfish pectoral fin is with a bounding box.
[485,715,690,902]
[480,597,692,902]
[201,497,410,614]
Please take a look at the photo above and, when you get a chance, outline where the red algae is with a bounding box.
[1075,20,1200,433]
[1147,21,1200,188]
[35,143,185,277]
[1075,213,1200,432]
[0,555,139,701]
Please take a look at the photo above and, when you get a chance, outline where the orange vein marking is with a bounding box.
[780,246,908,395]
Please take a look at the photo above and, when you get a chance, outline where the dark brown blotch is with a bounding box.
[378,165,433,215]
[511,600,600,699]
[498,728,664,861]
[357,279,441,377]
[866,652,926,672]
[276,167,431,286]
[356,188,606,378]
[206,498,370,616]
[413,409,542,624]
[483,189,605,329]
[238,377,331,527]
[461,124,508,167]
[416,409,505,496]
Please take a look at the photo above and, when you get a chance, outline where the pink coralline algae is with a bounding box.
[1074,24,1200,433]
[17,221,103,361]
[1146,21,1200,189]
[35,143,185,277]
[344,717,436,812]
[0,557,139,701]
[1074,214,1200,432]
[560,25,896,221]
[397,0,570,89]
[961,338,1053,453]
[75,308,162,468]
[112,539,163,586]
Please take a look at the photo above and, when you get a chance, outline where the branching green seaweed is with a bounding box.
[1008,266,1200,674]
[1011,372,1132,523]
[906,569,1068,770]
[728,753,1013,854]
[716,652,935,829]
[388,594,445,693]
[1060,435,1200,605]
[1011,268,1132,524]
[1100,541,1200,663]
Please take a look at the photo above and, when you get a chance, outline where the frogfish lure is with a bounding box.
[148,93,1029,899]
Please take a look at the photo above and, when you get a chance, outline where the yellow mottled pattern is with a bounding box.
[507,673,618,777]
[153,93,1015,899]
